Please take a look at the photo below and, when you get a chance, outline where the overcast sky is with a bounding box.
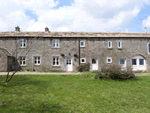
[1,0,150,32]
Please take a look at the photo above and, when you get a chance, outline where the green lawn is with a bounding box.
[0,74,150,113]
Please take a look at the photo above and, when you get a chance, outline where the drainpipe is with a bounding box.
[78,37,80,65]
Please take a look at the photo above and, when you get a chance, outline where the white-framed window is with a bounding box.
[80,41,85,47]
[19,56,26,66]
[147,43,150,54]
[80,58,86,63]
[106,57,112,63]
[20,39,27,48]
[108,41,112,48]
[120,59,125,64]
[34,56,41,65]
[118,41,122,48]
[53,39,59,48]
[53,56,60,66]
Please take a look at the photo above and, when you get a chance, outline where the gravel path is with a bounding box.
[0,72,149,76]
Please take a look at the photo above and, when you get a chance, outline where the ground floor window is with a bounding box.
[139,59,144,65]
[19,56,26,66]
[81,58,86,63]
[132,59,137,65]
[53,56,60,66]
[120,59,125,64]
[107,57,112,63]
[34,56,41,65]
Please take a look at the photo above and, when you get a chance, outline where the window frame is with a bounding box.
[19,56,26,66]
[52,39,60,48]
[34,56,41,65]
[147,43,150,54]
[106,57,112,63]
[80,58,86,63]
[20,39,27,48]
[80,41,85,47]
[118,41,122,48]
[53,56,60,66]
[108,41,112,48]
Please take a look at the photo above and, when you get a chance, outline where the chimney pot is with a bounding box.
[45,27,50,33]
[15,25,20,32]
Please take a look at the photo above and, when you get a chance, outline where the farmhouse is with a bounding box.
[0,26,150,72]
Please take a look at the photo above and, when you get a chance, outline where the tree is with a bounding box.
[5,36,41,83]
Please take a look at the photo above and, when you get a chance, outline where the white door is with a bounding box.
[132,56,146,71]
[91,58,98,71]
[66,57,73,71]
[120,59,126,70]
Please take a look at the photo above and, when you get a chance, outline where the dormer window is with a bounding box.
[20,39,26,48]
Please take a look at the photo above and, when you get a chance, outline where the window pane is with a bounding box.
[92,59,96,64]
[81,42,84,46]
[118,42,121,47]
[23,61,25,64]
[20,43,22,47]
[20,61,22,65]
[139,59,144,65]
[35,61,37,64]
[108,59,111,62]
[24,43,26,47]
[38,61,40,64]
[132,59,136,65]
[120,59,125,64]
[82,59,85,62]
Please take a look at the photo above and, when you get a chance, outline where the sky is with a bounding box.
[1,0,150,33]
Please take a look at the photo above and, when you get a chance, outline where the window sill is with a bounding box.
[118,48,123,50]
[20,47,26,48]
[20,65,27,67]
[80,46,85,48]
[52,47,60,49]
[107,48,113,50]
[34,64,41,66]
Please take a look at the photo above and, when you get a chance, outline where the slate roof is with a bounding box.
[0,31,150,37]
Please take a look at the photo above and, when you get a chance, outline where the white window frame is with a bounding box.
[20,39,27,48]
[53,56,60,66]
[19,56,26,66]
[108,41,112,48]
[147,43,150,54]
[106,57,112,63]
[52,39,60,48]
[80,41,85,47]
[80,58,86,63]
[118,41,122,48]
[34,56,41,65]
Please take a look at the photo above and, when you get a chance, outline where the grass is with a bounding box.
[23,69,65,73]
[0,74,150,112]
[141,71,150,73]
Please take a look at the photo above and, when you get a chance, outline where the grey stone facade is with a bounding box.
[0,29,150,72]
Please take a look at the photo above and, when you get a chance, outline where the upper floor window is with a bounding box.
[34,56,41,65]
[20,39,26,48]
[80,41,85,47]
[53,39,59,48]
[19,56,26,66]
[148,43,150,54]
[118,41,122,48]
[108,41,112,48]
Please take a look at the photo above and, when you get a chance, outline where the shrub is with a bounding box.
[94,64,135,80]
[77,63,90,72]
[23,68,30,72]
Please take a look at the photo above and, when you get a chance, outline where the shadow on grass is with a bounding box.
[0,101,63,113]
[0,75,50,94]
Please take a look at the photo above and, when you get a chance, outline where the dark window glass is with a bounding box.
[81,42,84,46]
[120,59,125,64]
[82,59,85,62]
[118,42,121,47]
[132,59,136,65]
[149,43,150,53]
[139,59,144,65]
[108,59,111,62]
[92,59,96,64]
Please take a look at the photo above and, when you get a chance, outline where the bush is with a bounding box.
[77,63,90,72]
[94,64,135,80]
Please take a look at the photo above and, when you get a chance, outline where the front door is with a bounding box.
[66,57,73,71]
[91,58,98,71]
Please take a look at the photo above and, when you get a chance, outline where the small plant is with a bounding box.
[23,68,30,72]
[77,63,90,72]
[50,70,64,72]
[94,64,135,80]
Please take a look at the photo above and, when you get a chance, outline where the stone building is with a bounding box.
[0,26,150,72]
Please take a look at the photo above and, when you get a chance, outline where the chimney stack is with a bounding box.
[15,25,20,32]
[145,27,147,33]
[45,27,49,33]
